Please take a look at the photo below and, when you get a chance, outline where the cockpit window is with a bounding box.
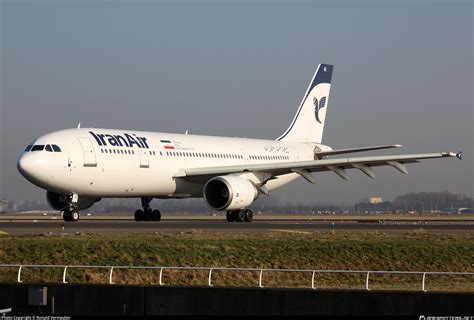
[31,145,45,151]
[25,145,33,152]
[45,145,53,152]
[52,145,61,152]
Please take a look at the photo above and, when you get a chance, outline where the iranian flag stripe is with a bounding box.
[160,140,171,143]
[164,146,175,149]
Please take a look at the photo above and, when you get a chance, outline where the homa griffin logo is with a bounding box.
[313,96,327,124]
[89,131,150,149]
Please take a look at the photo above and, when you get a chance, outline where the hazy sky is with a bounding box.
[1,0,472,206]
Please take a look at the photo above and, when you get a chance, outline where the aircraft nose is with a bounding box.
[17,154,36,179]
[17,151,67,190]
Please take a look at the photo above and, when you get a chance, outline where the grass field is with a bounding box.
[0,231,473,291]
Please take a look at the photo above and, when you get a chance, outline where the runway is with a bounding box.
[1,217,473,235]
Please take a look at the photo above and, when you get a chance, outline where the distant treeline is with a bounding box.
[392,191,473,212]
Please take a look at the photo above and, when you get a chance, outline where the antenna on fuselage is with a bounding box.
[77,123,81,129]
[185,130,188,135]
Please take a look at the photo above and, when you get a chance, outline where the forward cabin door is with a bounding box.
[78,137,97,167]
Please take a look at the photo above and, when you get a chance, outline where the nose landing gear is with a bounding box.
[134,197,161,222]
[63,193,79,222]
[64,210,80,222]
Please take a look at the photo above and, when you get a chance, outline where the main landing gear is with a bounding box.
[134,197,161,222]
[63,194,79,222]
[226,209,253,223]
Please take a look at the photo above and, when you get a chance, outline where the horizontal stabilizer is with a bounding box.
[316,144,402,158]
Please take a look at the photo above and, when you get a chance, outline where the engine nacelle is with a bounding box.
[203,176,258,211]
[46,191,99,211]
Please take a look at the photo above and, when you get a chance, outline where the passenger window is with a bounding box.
[31,145,45,151]
[52,145,61,152]
[45,145,53,152]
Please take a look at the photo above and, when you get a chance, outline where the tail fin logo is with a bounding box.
[313,96,327,124]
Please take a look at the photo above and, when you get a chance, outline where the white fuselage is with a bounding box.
[16,64,458,221]
[17,128,331,199]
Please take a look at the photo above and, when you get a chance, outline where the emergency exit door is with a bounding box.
[138,148,150,168]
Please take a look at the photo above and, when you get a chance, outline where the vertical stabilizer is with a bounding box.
[277,64,333,143]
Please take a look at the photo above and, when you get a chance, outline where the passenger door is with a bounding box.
[78,137,97,167]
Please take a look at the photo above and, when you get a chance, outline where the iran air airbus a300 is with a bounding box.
[17,64,461,222]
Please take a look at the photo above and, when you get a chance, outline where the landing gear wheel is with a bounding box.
[152,209,161,221]
[71,211,79,222]
[134,209,145,221]
[136,197,161,222]
[226,211,235,222]
[236,210,246,223]
[244,209,253,222]
[144,210,153,221]
[63,210,79,222]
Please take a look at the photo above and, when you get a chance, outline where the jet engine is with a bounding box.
[203,176,258,211]
[46,191,99,211]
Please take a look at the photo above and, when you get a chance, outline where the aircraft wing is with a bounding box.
[174,152,461,183]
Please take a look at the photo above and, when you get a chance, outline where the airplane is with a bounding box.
[16,63,462,222]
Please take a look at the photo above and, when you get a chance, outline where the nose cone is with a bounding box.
[16,154,35,180]
[17,154,34,178]
[17,153,51,187]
